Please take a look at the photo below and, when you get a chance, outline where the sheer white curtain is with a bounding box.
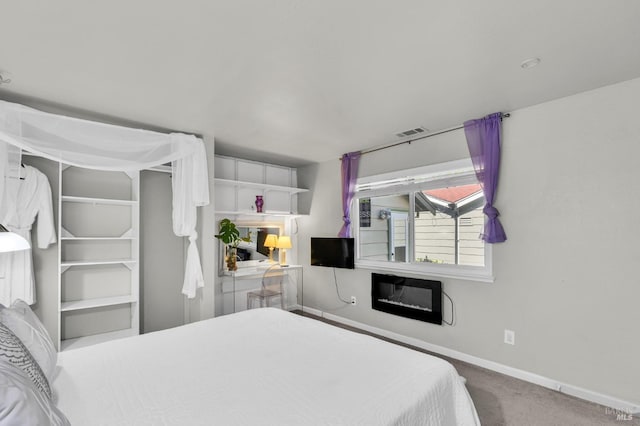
[0,100,210,299]
[172,140,210,298]
[0,142,22,220]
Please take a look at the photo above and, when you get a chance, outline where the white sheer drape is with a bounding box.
[0,100,210,299]
[0,142,22,214]
[172,139,210,298]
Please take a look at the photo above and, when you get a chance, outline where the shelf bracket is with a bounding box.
[60,227,75,238]
[123,170,137,180]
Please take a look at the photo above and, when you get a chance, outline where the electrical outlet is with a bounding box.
[504,329,515,345]
[350,296,357,305]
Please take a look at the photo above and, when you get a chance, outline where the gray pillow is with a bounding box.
[0,322,51,399]
[0,299,58,382]
[0,299,57,382]
[0,359,70,426]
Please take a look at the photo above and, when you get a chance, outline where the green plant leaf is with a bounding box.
[214,218,251,247]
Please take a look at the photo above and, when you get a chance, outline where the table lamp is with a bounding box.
[263,234,278,263]
[276,235,292,266]
[0,224,30,253]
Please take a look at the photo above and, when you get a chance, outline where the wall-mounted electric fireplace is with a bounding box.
[371,273,442,325]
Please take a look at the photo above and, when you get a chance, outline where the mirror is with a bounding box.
[218,223,282,274]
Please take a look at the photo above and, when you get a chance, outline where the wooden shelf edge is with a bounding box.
[214,211,307,218]
[214,178,308,194]
[60,328,137,352]
[60,259,137,267]
[61,195,137,205]
[61,237,135,241]
[61,295,137,312]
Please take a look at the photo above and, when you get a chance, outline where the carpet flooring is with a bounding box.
[299,312,639,426]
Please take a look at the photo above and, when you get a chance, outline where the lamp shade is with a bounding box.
[0,224,30,253]
[275,236,292,249]
[275,235,292,266]
[264,234,278,248]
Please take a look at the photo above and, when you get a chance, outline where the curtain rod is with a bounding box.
[342,112,510,159]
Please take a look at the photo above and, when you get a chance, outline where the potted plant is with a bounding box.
[215,218,251,271]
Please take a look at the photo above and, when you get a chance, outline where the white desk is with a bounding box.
[221,264,303,314]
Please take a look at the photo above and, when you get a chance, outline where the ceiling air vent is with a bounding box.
[396,127,427,138]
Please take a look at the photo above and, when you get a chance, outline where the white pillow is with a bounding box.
[0,299,57,381]
[0,359,70,426]
[0,322,51,399]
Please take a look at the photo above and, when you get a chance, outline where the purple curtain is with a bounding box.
[338,151,361,237]
[463,112,507,243]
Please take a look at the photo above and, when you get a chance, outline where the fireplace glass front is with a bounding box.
[371,273,442,325]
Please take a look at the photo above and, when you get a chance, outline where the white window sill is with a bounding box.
[355,260,494,283]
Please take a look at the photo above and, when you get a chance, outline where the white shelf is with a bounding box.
[62,195,137,206]
[58,165,140,352]
[215,210,305,218]
[61,295,137,312]
[60,328,137,351]
[61,259,137,267]
[61,236,135,241]
[222,264,302,278]
[214,178,308,194]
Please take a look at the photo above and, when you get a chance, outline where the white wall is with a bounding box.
[140,170,186,332]
[297,77,640,406]
[190,136,217,321]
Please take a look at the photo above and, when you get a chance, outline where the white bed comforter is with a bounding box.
[54,308,480,425]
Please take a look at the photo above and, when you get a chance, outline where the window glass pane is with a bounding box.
[358,195,409,263]
[414,184,485,266]
[457,209,485,266]
[415,211,455,264]
[390,212,408,262]
[355,161,492,279]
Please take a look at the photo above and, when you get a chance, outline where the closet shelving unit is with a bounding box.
[58,165,140,351]
[214,156,308,218]
[214,156,307,315]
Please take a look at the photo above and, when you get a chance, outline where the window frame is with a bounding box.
[353,159,494,283]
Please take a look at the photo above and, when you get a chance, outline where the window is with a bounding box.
[354,160,493,282]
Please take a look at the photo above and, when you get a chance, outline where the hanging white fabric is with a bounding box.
[172,139,210,298]
[0,101,197,170]
[0,100,210,299]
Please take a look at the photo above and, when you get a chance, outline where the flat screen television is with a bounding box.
[310,237,355,269]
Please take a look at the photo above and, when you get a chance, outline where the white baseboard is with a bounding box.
[299,306,639,415]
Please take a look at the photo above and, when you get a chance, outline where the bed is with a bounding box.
[51,308,479,425]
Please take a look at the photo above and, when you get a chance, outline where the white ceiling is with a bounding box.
[1,1,640,167]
